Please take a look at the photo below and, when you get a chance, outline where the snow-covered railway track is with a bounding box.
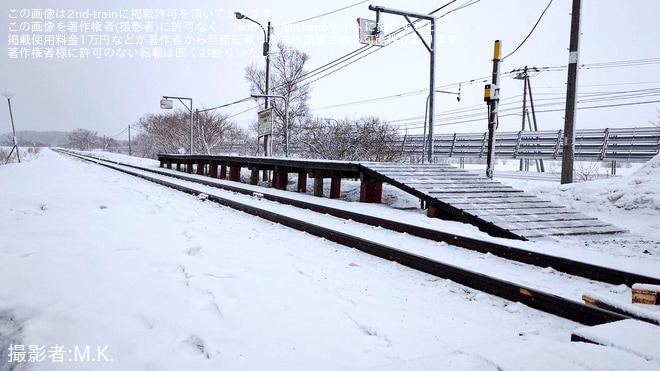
[55,149,660,326]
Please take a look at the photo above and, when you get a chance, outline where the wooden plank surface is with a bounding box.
[360,162,627,239]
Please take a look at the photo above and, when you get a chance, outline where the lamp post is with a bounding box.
[235,12,271,156]
[252,94,288,157]
[369,5,437,163]
[160,96,193,154]
[2,89,20,164]
[421,87,461,163]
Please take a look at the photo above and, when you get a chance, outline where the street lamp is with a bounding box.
[235,12,271,156]
[2,89,20,164]
[160,96,193,154]
[368,5,437,163]
[422,86,461,163]
[251,94,289,157]
[234,12,270,64]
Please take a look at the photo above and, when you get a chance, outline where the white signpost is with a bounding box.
[257,107,273,138]
[257,107,273,157]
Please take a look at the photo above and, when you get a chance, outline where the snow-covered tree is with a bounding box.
[295,116,403,161]
[245,42,312,155]
[134,109,251,158]
[68,129,98,150]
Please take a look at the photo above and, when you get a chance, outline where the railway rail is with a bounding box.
[55,149,660,327]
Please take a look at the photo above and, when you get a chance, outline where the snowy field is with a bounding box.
[1,148,659,370]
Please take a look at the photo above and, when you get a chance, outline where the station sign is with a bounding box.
[257,107,273,138]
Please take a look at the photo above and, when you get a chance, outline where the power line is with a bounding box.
[502,0,554,60]
[223,1,481,115]
[580,57,660,70]
[279,0,370,27]
[214,0,660,124]
[228,105,260,119]
[436,0,481,19]
[292,1,471,88]
[199,96,254,113]
[108,127,128,138]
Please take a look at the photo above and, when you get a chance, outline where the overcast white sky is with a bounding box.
[1,0,660,141]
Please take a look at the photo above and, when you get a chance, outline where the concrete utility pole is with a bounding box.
[561,0,582,184]
[485,40,502,179]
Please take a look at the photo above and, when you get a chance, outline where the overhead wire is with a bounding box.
[213,1,482,116]
[278,0,370,27]
[212,0,660,127]
[286,1,466,88]
[502,0,553,60]
[109,127,129,138]
[198,96,254,113]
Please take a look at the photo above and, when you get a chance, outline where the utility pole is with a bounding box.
[264,21,271,159]
[485,40,502,179]
[2,90,20,164]
[511,66,544,172]
[561,0,582,184]
[128,125,132,156]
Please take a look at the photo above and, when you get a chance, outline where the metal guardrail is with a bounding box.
[210,127,660,163]
[398,127,660,162]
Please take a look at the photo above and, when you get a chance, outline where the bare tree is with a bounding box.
[68,129,98,150]
[574,161,601,181]
[193,109,252,155]
[98,136,119,152]
[134,109,252,158]
[296,116,403,161]
[136,111,189,155]
[245,42,312,155]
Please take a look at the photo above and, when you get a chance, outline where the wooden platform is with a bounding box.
[359,163,627,240]
[157,154,626,241]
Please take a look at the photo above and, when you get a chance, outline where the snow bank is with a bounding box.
[606,153,660,211]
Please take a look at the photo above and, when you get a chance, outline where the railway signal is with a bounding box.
[485,40,502,179]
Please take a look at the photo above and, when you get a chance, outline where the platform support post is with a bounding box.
[196,162,205,175]
[297,173,307,193]
[273,169,288,190]
[330,177,341,199]
[209,161,218,178]
[220,164,227,179]
[229,166,241,181]
[313,178,324,197]
[427,205,442,218]
[250,168,259,185]
[360,176,383,203]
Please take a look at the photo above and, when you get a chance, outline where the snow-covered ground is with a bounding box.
[1,149,659,370]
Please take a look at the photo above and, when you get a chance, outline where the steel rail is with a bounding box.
[55,149,657,326]
[57,150,660,288]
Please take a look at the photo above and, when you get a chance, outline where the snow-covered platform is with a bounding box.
[360,163,627,240]
[158,154,627,240]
